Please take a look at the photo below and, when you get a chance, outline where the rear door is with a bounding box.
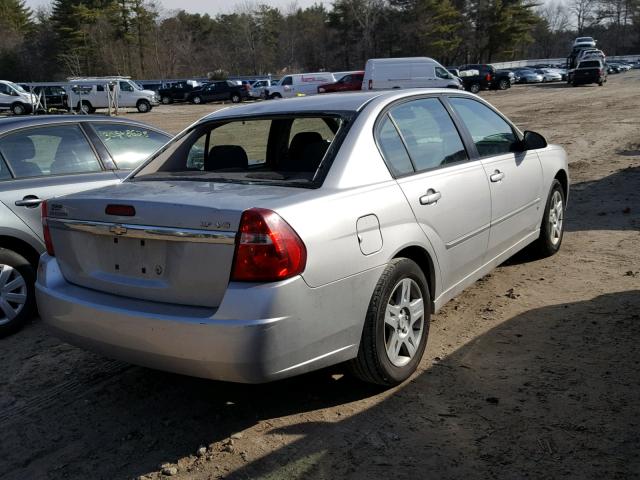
[0,124,119,240]
[446,96,543,260]
[377,96,491,291]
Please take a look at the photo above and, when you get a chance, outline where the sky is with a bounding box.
[24,0,327,15]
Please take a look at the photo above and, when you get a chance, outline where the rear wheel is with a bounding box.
[350,258,430,386]
[77,100,94,114]
[0,249,35,337]
[531,180,565,257]
[191,95,202,104]
[469,82,481,94]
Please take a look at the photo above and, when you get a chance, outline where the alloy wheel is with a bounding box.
[548,190,564,246]
[384,278,425,367]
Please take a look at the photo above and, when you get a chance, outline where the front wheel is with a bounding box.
[11,103,27,115]
[0,249,35,337]
[161,96,171,105]
[469,82,481,94]
[349,258,430,386]
[191,95,202,104]
[498,79,509,90]
[531,179,565,257]
[230,93,241,103]
[137,100,151,113]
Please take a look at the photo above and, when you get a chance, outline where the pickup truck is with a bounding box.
[158,81,201,104]
[572,59,606,86]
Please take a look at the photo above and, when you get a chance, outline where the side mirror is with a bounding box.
[522,130,547,150]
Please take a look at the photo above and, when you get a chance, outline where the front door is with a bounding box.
[0,124,119,240]
[376,97,492,292]
[447,96,543,260]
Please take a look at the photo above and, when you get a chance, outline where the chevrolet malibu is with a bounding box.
[36,90,569,386]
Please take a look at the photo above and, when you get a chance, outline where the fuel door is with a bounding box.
[356,214,383,255]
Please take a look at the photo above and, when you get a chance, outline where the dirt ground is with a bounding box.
[1,73,639,480]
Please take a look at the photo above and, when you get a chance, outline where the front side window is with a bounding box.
[0,125,101,178]
[448,97,517,157]
[388,98,468,172]
[92,123,168,170]
[135,115,346,187]
[281,77,292,86]
[119,81,134,92]
[435,67,451,79]
[0,84,10,95]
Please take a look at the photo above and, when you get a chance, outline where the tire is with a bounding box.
[77,101,93,114]
[530,179,565,258]
[598,81,604,86]
[498,79,509,90]
[0,249,36,337]
[230,93,241,103]
[191,95,202,105]
[161,96,171,105]
[469,82,481,94]
[572,82,577,87]
[349,258,431,386]
[11,103,27,115]
[136,100,151,113]
[270,93,282,99]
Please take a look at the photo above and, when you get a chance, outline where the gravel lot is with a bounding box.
[1,73,639,480]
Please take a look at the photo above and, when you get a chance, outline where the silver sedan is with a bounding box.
[37,90,569,386]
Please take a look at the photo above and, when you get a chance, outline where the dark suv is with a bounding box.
[158,81,200,104]
[572,59,606,86]
[458,64,513,91]
[187,81,247,104]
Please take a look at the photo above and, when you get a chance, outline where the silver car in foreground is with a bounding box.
[37,90,569,386]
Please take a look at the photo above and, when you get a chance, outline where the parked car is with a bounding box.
[458,64,513,90]
[317,72,364,93]
[37,90,568,386]
[266,72,337,99]
[606,63,622,74]
[534,69,563,82]
[19,85,70,111]
[69,78,158,113]
[0,116,170,336]
[187,81,247,104]
[363,57,461,90]
[158,80,202,104]
[512,69,543,83]
[0,80,37,115]
[248,79,274,99]
[572,59,606,86]
[573,36,596,48]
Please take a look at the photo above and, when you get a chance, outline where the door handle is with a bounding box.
[15,196,43,208]
[419,189,441,205]
[490,170,505,182]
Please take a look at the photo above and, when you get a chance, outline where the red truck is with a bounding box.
[317,72,364,93]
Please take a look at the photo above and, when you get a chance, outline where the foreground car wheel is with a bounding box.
[350,258,430,386]
[0,249,35,337]
[531,179,565,257]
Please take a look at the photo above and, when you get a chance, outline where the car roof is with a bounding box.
[200,89,478,123]
[0,115,169,135]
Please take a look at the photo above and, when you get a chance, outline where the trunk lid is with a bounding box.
[47,180,308,307]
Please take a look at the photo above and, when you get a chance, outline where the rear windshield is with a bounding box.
[579,61,601,68]
[132,114,351,188]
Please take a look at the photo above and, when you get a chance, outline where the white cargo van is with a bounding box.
[68,77,159,113]
[0,80,37,115]
[362,57,462,91]
[266,72,336,99]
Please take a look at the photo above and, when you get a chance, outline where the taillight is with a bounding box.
[368,79,373,90]
[105,204,136,216]
[231,208,306,282]
[486,73,491,81]
[41,200,55,256]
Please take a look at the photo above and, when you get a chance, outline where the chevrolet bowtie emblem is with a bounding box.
[110,225,127,235]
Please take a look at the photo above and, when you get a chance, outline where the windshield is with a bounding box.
[579,61,600,68]
[7,81,26,93]
[132,114,352,188]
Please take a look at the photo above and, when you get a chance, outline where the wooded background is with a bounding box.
[1,0,638,81]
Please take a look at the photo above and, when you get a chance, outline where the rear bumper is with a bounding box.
[36,255,382,383]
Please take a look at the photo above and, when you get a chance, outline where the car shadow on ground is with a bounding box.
[3,290,639,479]
[227,290,640,480]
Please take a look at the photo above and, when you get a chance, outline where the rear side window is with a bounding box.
[448,97,517,157]
[388,98,468,172]
[0,156,11,180]
[92,123,168,170]
[376,115,414,176]
[0,125,101,178]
